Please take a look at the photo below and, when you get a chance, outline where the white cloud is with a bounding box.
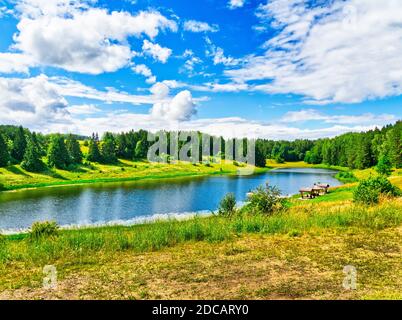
[184,20,219,33]
[281,109,396,125]
[8,1,177,74]
[227,0,402,104]
[0,75,71,130]
[228,0,245,9]
[0,75,393,138]
[0,53,35,74]
[142,40,172,64]
[150,82,170,99]
[151,90,196,121]
[66,104,101,115]
[205,37,241,66]
[132,64,156,84]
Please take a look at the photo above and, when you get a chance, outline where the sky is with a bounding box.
[0,0,401,140]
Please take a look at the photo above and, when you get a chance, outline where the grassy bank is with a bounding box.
[0,198,401,299]
[0,159,265,192]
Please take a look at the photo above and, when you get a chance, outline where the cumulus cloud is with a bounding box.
[142,40,172,64]
[150,82,170,98]
[7,0,177,74]
[228,0,245,9]
[183,20,219,33]
[0,53,35,74]
[226,0,402,104]
[132,64,156,84]
[151,90,196,121]
[0,74,393,139]
[0,75,71,130]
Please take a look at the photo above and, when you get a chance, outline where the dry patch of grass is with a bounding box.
[1,227,400,300]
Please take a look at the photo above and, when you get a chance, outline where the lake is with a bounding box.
[0,168,342,232]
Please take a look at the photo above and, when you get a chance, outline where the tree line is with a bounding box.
[0,121,400,173]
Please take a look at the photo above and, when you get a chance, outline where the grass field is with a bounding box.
[0,160,401,300]
[0,197,401,299]
[0,159,264,192]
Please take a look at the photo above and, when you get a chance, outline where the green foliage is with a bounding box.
[11,126,27,162]
[66,134,83,164]
[353,176,401,205]
[335,171,358,183]
[134,139,148,159]
[21,133,45,172]
[247,183,283,215]
[218,193,237,217]
[87,134,102,163]
[376,154,393,176]
[30,221,59,241]
[47,134,71,169]
[100,132,117,164]
[0,134,10,167]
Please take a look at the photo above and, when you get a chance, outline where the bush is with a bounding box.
[218,193,237,217]
[353,176,401,205]
[336,171,358,183]
[247,183,284,215]
[0,183,4,191]
[30,221,59,241]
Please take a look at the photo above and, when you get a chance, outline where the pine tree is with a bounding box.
[101,132,117,164]
[87,136,102,162]
[47,135,71,169]
[66,134,83,164]
[11,126,27,162]
[0,134,10,167]
[21,134,44,172]
[134,139,148,159]
[255,141,267,167]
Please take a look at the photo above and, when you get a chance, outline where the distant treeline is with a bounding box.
[0,121,401,173]
[257,120,402,169]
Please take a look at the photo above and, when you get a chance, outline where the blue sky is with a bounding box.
[0,0,401,139]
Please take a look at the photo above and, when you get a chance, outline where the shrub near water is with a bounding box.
[218,193,237,217]
[353,176,401,205]
[246,183,284,215]
[30,221,59,241]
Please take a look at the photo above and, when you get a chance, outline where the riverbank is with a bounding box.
[0,160,267,193]
[0,197,401,299]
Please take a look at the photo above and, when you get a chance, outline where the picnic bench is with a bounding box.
[300,184,330,199]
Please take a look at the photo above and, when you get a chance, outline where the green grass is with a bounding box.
[0,198,401,299]
[0,159,266,192]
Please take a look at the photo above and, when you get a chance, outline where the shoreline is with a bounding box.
[0,161,345,194]
[0,166,269,194]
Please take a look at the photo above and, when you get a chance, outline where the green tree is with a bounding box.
[87,134,102,162]
[254,141,266,167]
[376,153,393,176]
[0,134,10,167]
[21,133,45,172]
[47,135,71,169]
[11,126,27,162]
[66,135,83,164]
[101,132,117,164]
[134,139,148,159]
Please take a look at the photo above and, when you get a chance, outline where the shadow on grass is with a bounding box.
[6,166,32,177]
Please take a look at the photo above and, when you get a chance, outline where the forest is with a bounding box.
[0,121,401,173]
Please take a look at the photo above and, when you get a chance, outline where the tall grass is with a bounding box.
[0,199,401,266]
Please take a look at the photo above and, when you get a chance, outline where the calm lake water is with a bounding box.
[0,168,342,232]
